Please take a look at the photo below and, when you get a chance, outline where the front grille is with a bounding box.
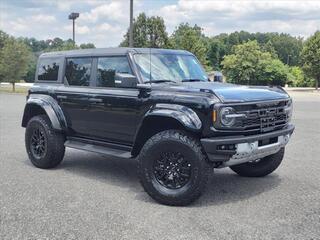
[231,100,290,133]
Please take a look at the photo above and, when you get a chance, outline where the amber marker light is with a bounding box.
[212,110,217,122]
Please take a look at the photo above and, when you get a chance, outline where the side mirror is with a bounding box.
[115,73,137,88]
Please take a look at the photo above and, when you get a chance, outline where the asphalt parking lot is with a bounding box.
[0,91,319,240]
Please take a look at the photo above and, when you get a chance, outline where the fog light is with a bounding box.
[217,144,235,151]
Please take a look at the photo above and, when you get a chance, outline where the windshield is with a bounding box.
[133,53,208,83]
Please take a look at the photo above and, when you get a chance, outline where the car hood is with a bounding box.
[172,82,290,103]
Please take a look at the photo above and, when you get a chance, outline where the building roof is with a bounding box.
[40,47,192,58]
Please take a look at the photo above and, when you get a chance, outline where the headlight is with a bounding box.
[220,107,236,127]
[217,107,247,128]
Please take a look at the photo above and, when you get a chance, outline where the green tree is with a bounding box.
[301,31,320,89]
[80,43,95,49]
[47,39,78,51]
[20,37,52,52]
[261,40,278,58]
[0,30,10,81]
[51,37,64,49]
[207,38,226,70]
[259,58,289,86]
[120,13,169,48]
[208,31,303,68]
[0,30,9,49]
[0,38,30,91]
[288,66,314,87]
[270,33,303,66]
[24,62,37,83]
[222,40,288,86]
[23,52,38,83]
[222,40,263,85]
[170,23,208,67]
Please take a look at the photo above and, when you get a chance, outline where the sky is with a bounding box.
[0,0,319,47]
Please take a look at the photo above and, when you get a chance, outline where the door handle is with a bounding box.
[88,98,103,103]
[57,95,68,100]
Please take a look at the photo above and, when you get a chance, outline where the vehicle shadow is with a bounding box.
[193,170,281,207]
[54,149,282,207]
[59,149,141,191]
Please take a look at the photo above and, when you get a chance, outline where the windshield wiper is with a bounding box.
[144,80,177,84]
[181,79,203,82]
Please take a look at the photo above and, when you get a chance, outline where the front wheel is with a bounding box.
[138,130,211,206]
[229,148,285,177]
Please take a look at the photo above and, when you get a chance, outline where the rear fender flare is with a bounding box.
[22,94,67,131]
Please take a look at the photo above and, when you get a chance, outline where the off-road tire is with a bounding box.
[229,148,285,177]
[25,115,65,169]
[137,130,211,206]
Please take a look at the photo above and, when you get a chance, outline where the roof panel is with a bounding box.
[39,47,192,58]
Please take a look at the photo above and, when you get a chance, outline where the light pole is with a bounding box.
[68,12,79,45]
[129,0,133,47]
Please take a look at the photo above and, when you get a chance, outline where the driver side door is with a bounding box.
[86,56,143,145]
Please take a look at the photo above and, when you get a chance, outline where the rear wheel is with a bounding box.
[25,115,65,169]
[229,148,285,177]
[138,130,211,206]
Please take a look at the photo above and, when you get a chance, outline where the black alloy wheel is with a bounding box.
[154,152,191,189]
[30,127,47,159]
[138,130,211,206]
[25,115,65,169]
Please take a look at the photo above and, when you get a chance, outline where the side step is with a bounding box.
[65,140,132,159]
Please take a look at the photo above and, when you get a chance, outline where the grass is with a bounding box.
[0,85,29,94]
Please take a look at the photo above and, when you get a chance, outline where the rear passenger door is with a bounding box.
[56,57,93,137]
[86,56,141,144]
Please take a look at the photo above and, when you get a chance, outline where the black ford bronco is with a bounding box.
[22,48,294,206]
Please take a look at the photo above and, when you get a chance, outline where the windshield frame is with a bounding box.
[132,52,209,84]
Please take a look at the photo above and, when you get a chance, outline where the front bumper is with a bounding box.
[201,124,295,167]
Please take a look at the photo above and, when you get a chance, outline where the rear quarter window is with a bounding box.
[37,57,60,81]
[65,58,92,87]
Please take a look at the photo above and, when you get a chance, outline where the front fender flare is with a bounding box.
[22,94,67,131]
[143,103,202,131]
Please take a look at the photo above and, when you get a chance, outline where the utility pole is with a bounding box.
[287,54,291,65]
[68,12,79,45]
[129,0,133,47]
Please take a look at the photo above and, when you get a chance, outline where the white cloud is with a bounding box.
[1,14,57,38]
[152,0,320,37]
[175,0,320,16]
[30,14,56,24]
[1,0,320,48]
[95,23,120,32]
[81,1,129,23]
[64,24,91,35]
[245,19,320,38]
[54,0,77,11]
[77,25,91,35]
[8,18,30,32]
[81,23,125,47]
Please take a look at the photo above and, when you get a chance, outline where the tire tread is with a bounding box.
[137,130,211,206]
[25,115,65,169]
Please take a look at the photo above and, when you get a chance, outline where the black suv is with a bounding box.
[22,48,294,206]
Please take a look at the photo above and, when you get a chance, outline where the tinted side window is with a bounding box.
[97,57,132,87]
[38,58,60,81]
[65,58,92,86]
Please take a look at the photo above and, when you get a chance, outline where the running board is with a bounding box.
[65,140,132,159]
